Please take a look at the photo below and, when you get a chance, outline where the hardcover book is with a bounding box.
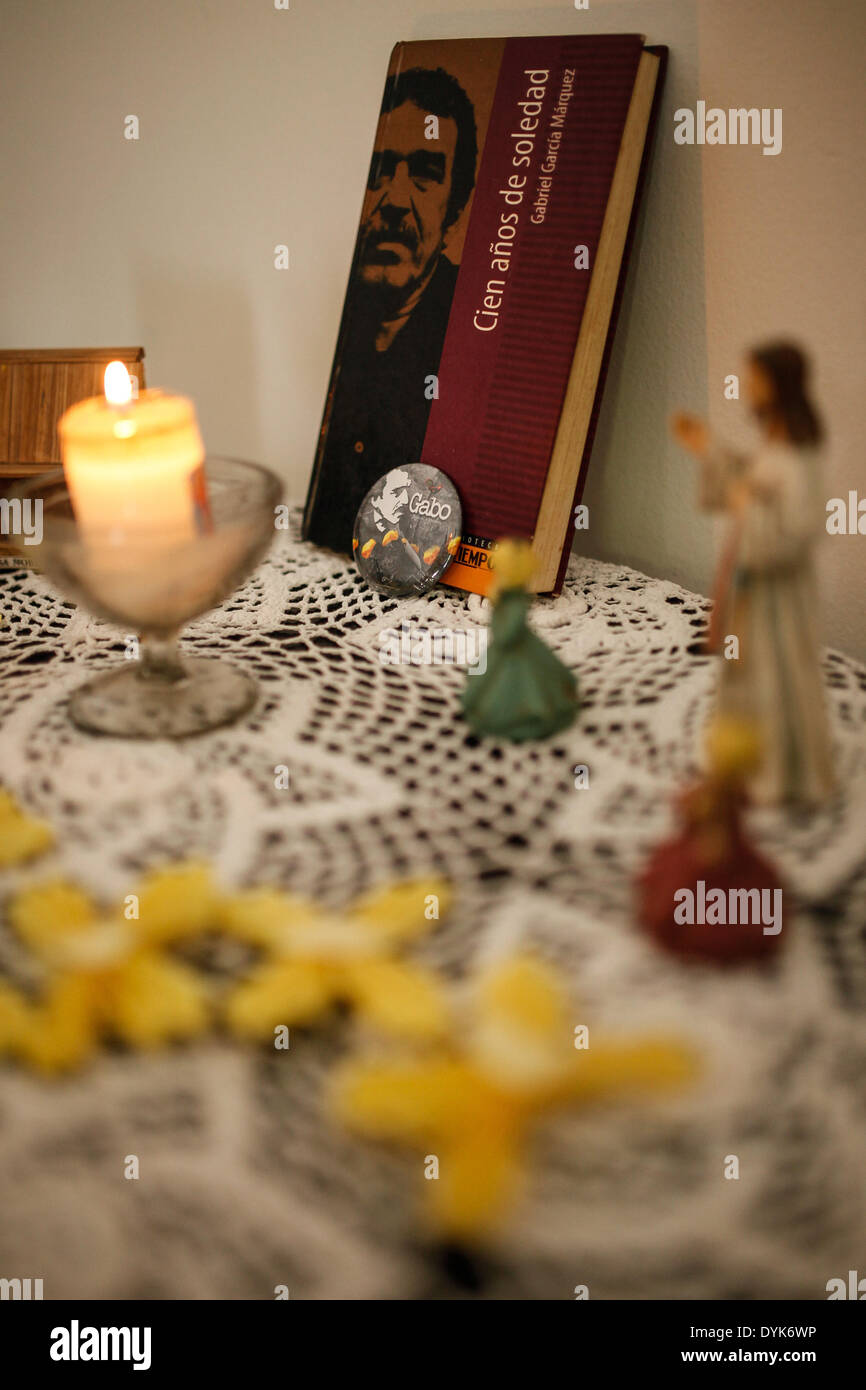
[303,34,666,595]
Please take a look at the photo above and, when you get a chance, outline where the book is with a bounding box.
[303,34,666,595]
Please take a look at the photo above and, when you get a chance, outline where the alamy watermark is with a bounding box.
[674,103,782,157]
[50,1322,151,1371]
[0,497,42,545]
[673,880,782,936]
[1,1277,43,1299]
[379,621,487,674]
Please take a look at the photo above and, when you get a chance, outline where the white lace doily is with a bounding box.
[1,513,865,1299]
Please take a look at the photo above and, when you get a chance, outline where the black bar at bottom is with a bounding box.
[1,1299,861,1374]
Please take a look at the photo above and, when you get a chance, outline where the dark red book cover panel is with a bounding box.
[303,35,646,591]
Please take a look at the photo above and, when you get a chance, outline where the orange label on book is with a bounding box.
[442,541,496,597]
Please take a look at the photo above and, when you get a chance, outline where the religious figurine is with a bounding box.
[671,342,835,806]
[637,717,786,965]
[460,539,578,741]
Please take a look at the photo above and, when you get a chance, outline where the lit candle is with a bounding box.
[59,363,209,545]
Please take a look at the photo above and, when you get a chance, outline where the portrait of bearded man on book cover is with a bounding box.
[305,65,478,553]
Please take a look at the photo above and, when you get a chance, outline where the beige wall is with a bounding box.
[2,0,863,653]
[693,0,866,661]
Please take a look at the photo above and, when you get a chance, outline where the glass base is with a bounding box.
[68,658,258,739]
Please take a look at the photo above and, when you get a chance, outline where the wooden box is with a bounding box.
[0,347,146,480]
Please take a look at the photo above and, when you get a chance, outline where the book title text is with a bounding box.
[473,69,550,334]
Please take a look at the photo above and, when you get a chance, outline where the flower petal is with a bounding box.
[559,1038,697,1105]
[223,960,332,1039]
[348,879,451,944]
[134,862,221,944]
[471,956,571,1090]
[9,882,96,958]
[332,1057,483,1142]
[217,890,321,952]
[427,1130,523,1238]
[0,980,30,1052]
[110,953,210,1048]
[346,959,450,1040]
[0,796,54,867]
[478,956,566,1038]
[12,976,100,1075]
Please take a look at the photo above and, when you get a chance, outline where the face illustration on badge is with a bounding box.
[353,464,462,596]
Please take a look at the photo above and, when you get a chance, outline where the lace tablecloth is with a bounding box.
[1,516,865,1300]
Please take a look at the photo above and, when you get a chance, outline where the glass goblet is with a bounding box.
[10,457,283,738]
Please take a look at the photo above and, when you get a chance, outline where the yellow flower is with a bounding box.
[0,880,210,1074]
[332,956,695,1238]
[221,879,451,1042]
[0,788,54,867]
[489,539,537,597]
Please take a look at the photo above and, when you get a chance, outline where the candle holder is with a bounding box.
[10,457,283,738]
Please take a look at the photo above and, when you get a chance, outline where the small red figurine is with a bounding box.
[637,717,785,964]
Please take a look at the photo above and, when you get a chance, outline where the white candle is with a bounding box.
[59,363,209,545]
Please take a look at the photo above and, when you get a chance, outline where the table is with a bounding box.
[1,515,865,1299]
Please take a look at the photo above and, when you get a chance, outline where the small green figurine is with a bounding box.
[461,540,579,741]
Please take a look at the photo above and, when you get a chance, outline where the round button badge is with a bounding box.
[353,464,462,597]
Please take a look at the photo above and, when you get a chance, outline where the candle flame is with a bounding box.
[104,360,133,407]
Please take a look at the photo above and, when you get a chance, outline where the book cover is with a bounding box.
[303,34,664,594]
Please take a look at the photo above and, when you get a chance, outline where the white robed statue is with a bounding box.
[672,343,835,807]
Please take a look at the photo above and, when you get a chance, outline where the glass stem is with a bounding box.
[138,631,186,684]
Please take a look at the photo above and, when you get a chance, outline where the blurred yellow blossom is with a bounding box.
[332,956,695,1238]
[221,878,451,1042]
[0,878,211,1074]
[0,864,455,1073]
